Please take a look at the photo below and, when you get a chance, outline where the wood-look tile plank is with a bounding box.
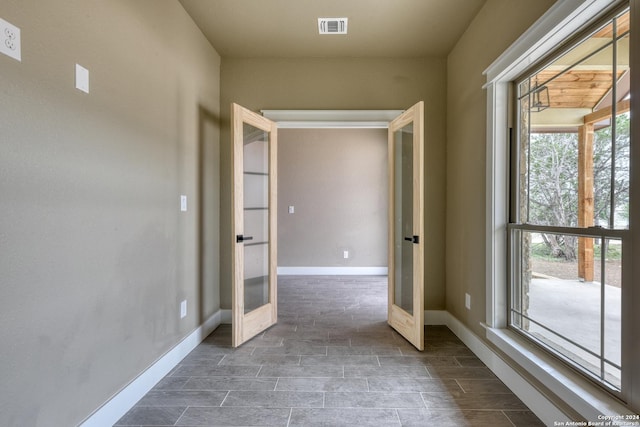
[289,408,401,426]
[176,407,290,426]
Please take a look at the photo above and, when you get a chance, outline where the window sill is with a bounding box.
[484,325,631,421]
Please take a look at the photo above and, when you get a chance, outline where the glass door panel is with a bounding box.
[393,123,414,314]
[243,124,270,315]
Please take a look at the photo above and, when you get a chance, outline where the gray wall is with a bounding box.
[446,0,556,336]
[220,57,447,310]
[447,0,640,414]
[278,128,387,268]
[0,1,221,425]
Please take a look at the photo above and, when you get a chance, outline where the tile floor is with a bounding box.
[114,276,544,426]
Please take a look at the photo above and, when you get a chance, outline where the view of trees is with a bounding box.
[527,113,630,261]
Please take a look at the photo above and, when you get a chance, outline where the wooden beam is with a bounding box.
[579,99,627,281]
[583,99,630,124]
[578,124,595,282]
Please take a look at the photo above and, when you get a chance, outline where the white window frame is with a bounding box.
[484,0,640,417]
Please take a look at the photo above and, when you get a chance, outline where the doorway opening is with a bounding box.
[277,127,388,276]
[262,109,402,278]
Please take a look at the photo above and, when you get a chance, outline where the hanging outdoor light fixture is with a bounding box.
[530,77,550,112]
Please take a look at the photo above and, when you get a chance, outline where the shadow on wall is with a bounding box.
[197,106,221,325]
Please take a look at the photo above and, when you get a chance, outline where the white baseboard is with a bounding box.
[78,310,223,427]
[277,266,388,275]
[434,311,566,425]
[424,309,449,325]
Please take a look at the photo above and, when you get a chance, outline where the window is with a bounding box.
[509,7,630,394]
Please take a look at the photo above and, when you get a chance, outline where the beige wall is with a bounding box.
[0,0,588,423]
[278,128,388,268]
[446,0,556,336]
[0,1,221,425]
[220,57,447,310]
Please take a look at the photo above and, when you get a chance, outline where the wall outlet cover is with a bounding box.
[465,293,471,310]
[0,17,21,62]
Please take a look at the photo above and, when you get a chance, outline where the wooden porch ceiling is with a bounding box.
[593,10,629,38]
[529,9,630,131]
[535,70,625,110]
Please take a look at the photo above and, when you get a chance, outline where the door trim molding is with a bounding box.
[261,110,404,129]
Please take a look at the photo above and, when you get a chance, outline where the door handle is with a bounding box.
[404,235,420,244]
[236,235,254,243]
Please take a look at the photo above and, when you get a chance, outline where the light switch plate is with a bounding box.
[0,17,21,62]
[180,195,187,212]
[180,300,187,319]
[288,205,295,214]
[465,293,471,310]
[75,64,89,93]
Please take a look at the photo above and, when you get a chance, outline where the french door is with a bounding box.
[388,102,425,351]
[231,102,424,350]
[231,103,278,347]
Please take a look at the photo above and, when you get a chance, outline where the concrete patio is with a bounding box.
[525,277,621,387]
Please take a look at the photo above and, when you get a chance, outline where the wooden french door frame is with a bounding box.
[387,101,425,351]
[231,103,278,348]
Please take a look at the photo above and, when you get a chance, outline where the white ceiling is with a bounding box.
[179,0,486,58]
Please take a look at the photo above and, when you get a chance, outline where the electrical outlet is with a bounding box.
[180,300,187,319]
[343,250,349,259]
[288,205,295,214]
[0,17,21,61]
[465,293,471,310]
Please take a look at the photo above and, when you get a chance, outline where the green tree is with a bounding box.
[527,113,630,260]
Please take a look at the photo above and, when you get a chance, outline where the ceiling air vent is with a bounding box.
[318,18,348,35]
